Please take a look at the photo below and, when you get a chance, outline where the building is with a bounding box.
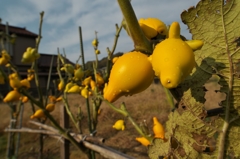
[0,22,74,96]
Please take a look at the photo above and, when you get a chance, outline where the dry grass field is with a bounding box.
[0,83,171,159]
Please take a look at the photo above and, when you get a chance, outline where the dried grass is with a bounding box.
[0,83,171,159]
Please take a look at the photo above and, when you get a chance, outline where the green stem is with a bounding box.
[62,93,80,132]
[105,23,123,81]
[163,87,175,110]
[117,0,152,54]
[33,11,44,106]
[101,96,152,141]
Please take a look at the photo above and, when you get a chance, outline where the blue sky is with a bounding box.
[0,0,200,63]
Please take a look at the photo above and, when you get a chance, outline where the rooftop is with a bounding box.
[0,23,38,38]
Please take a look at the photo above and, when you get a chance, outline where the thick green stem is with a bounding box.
[117,0,152,54]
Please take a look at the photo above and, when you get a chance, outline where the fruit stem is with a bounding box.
[117,0,152,54]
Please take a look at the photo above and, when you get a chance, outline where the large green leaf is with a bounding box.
[149,0,240,158]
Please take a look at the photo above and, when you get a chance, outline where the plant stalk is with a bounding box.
[117,0,152,54]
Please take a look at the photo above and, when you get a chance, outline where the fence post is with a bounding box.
[60,105,70,159]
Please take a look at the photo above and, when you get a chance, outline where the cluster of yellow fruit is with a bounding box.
[58,63,105,99]
[103,18,204,103]
[112,117,165,146]
[92,38,101,55]
[0,50,11,66]
[21,47,40,63]
[30,95,59,119]
[3,72,31,103]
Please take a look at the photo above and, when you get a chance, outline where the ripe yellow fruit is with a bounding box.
[46,103,55,112]
[74,67,84,81]
[21,96,29,103]
[95,73,104,86]
[27,74,34,81]
[104,51,154,103]
[92,39,99,47]
[9,73,22,89]
[48,95,56,103]
[95,49,101,55]
[20,79,31,89]
[112,120,125,130]
[82,76,92,86]
[81,86,89,98]
[60,64,74,74]
[112,57,119,64]
[67,85,81,93]
[139,17,168,39]
[153,117,165,139]
[64,82,75,92]
[0,57,8,66]
[21,47,40,63]
[2,50,11,60]
[56,96,62,102]
[90,79,97,91]
[0,50,11,65]
[135,137,150,146]
[58,80,65,91]
[30,109,45,119]
[3,90,21,103]
[150,22,196,88]
[185,40,204,51]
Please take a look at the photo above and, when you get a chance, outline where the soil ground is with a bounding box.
[0,83,171,159]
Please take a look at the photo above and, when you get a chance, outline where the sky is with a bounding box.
[0,0,200,63]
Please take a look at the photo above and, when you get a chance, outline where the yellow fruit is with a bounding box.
[56,96,62,102]
[139,17,168,39]
[60,64,74,74]
[21,96,28,103]
[30,109,45,119]
[46,103,55,112]
[96,73,104,86]
[27,74,34,81]
[135,137,150,147]
[90,79,97,91]
[20,79,31,89]
[3,90,21,103]
[21,47,40,63]
[9,73,22,89]
[58,80,65,91]
[27,69,35,73]
[92,39,99,47]
[185,40,204,51]
[104,51,154,103]
[74,67,84,81]
[0,57,8,66]
[95,49,100,55]
[81,86,89,98]
[112,57,119,64]
[67,85,81,93]
[112,120,125,130]
[0,50,11,65]
[2,50,11,60]
[82,76,92,86]
[153,117,165,139]
[49,95,56,103]
[150,22,196,89]
[64,82,75,92]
